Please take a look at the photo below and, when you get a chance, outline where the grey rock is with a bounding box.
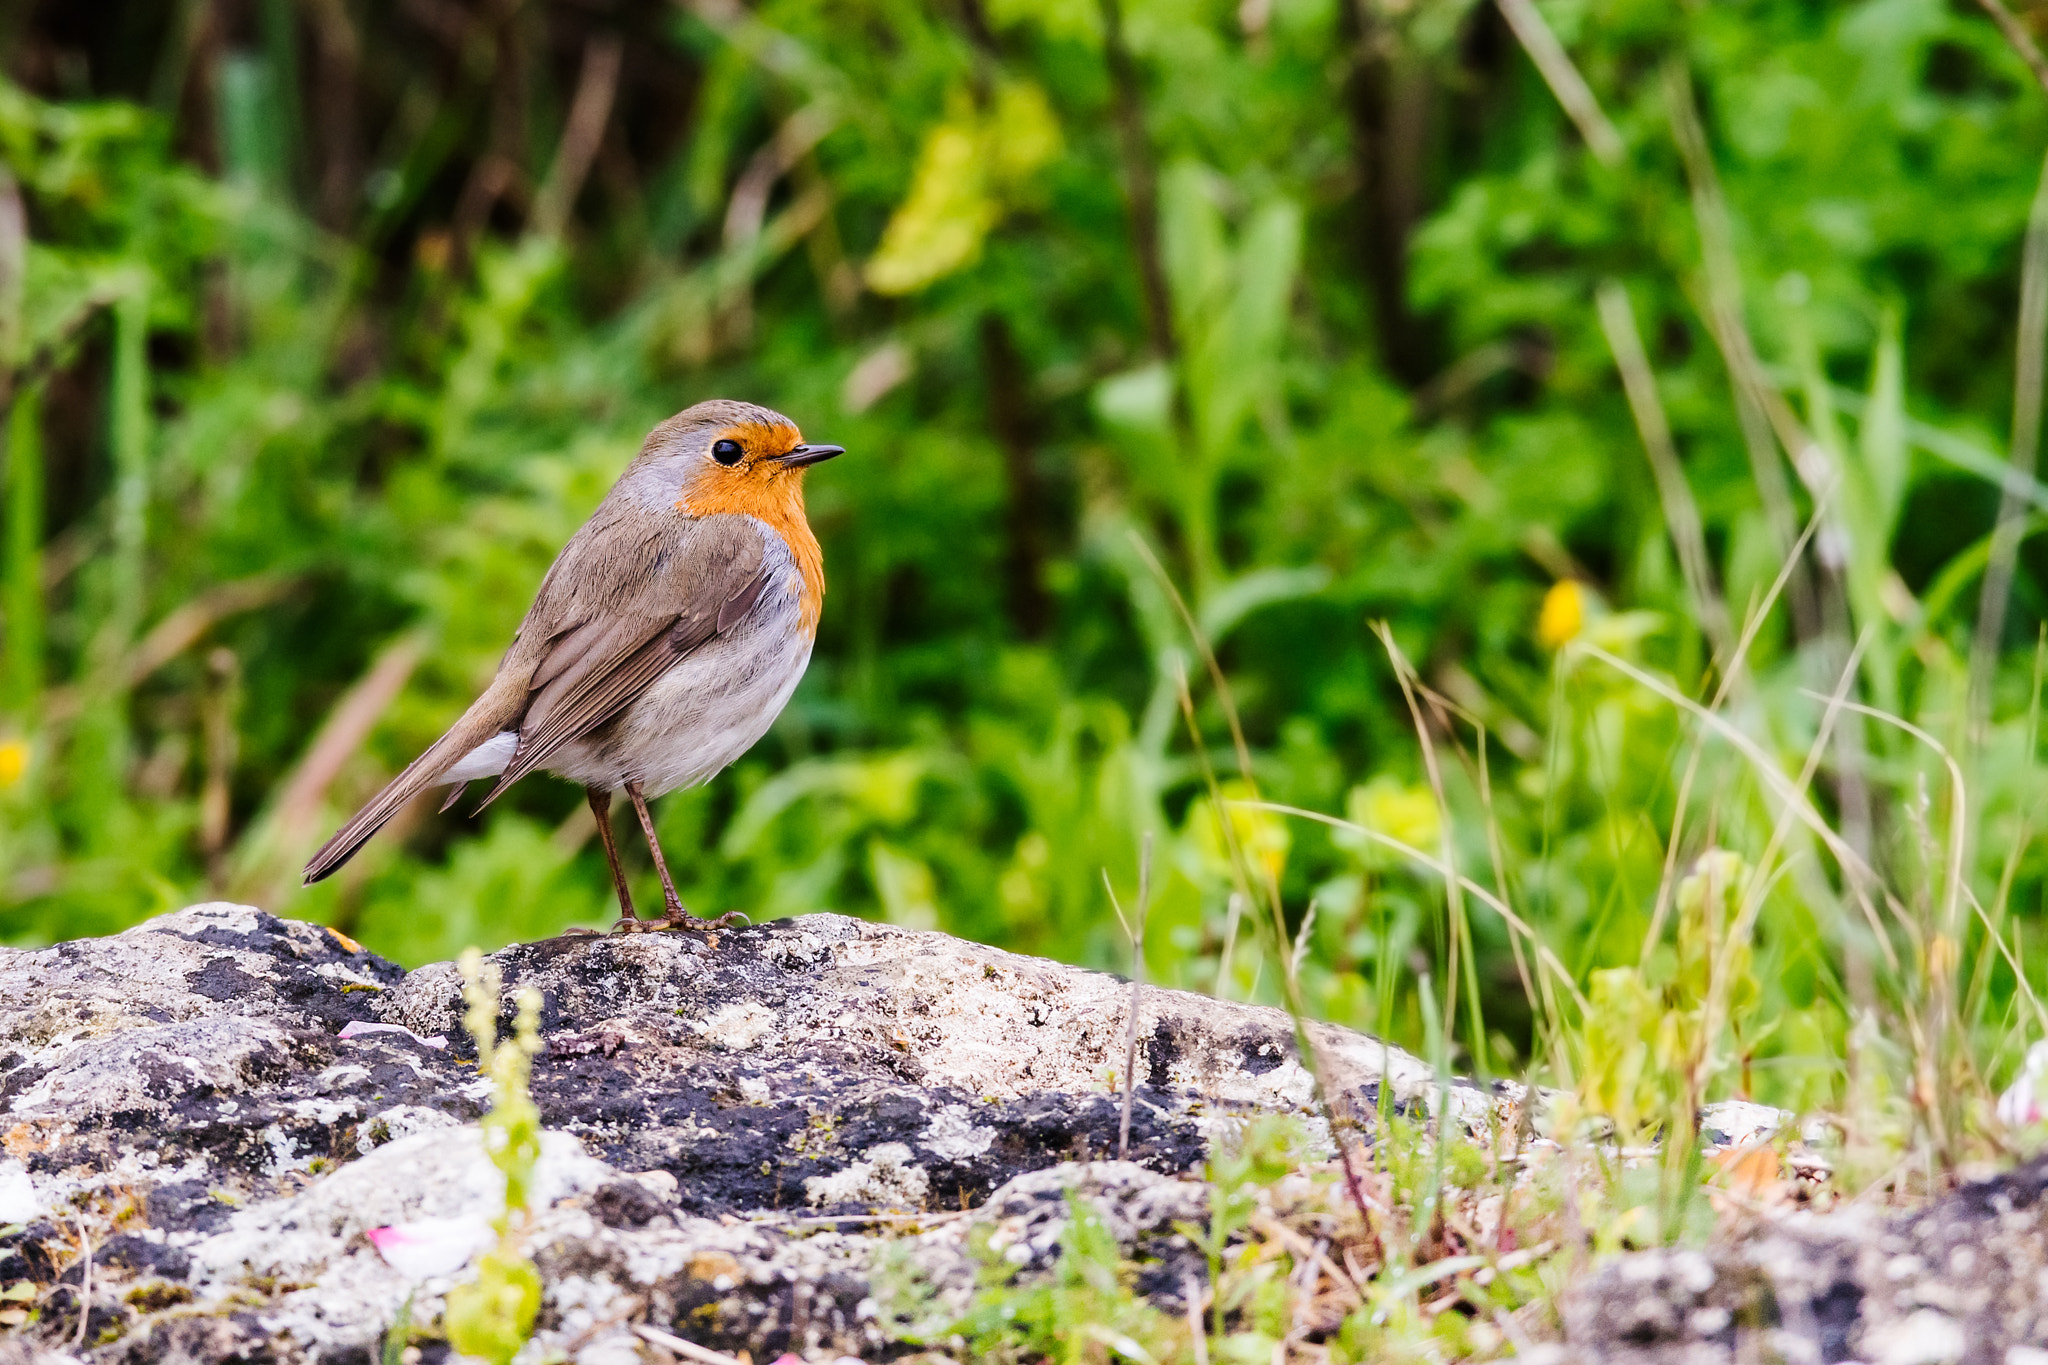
[1561,1157,2048,1362]
[0,902,1461,1363]
[0,901,2021,1365]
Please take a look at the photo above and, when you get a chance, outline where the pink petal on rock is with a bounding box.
[366,1217,494,1278]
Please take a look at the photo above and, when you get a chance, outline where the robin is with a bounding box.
[302,399,843,932]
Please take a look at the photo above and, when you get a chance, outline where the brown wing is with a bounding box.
[473,513,772,806]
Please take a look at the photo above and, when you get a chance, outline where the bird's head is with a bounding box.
[629,399,843,517]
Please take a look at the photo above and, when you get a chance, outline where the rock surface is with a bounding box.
[0,903,1472,1363]
[0,904,2040,1364]
[1559,1155,2048,1364]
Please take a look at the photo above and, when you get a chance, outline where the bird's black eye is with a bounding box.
[712,438,745,466]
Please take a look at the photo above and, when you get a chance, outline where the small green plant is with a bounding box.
[956,1191,1187,1365]
[1191,1115,1311,1341]
[378,1293,414,1365]
[442,949,545,1365]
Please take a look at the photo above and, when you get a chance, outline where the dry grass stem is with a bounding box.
[1106,832,1153,1162]
[1596,279,1734,661]
[531,35,624,240]
[1241,800,1590,1014]
[631,1323,746,1365]
[1973,0,2048,96]
[1972,146,2048,738]
[1494,0,1625,165]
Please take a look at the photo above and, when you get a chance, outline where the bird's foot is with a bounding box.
[626,909,751,934]
[606,914,664,935]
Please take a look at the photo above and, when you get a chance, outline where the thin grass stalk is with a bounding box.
[1707,634,1873,1109]
[1964,881,2048,1039]
[1215,890,1244,1000]
[2030,626,2047,758]
[1976,630,2048,1034]
[1374,623,1488,1079]
[1596,279,1734,662]
[1971,145,2048,742]
[1662,61,1820,642]
[109,287,151,652]
[1166,665,1380,1236]
[1667,62,1885,899]
[1719,633,1872,961]
[1582,644,1899,970]
[1368,671,1567,1071]
[1290,897,1317,983]
[5,383,44,719]
[1129,532,1258,782]
[1639,499,1830,966]
[1809,694,1972,1159]
[1809,698,1966,951]
[1171,654,1392,1268]
[1473,728,1564,1078]
[1415,970,1451,1256]
[1106,832,1152,1163]
[1493,0,1624,166]
[1964,826,2037,1036]
[1973,0,2048,97]
[1242,801,1590,1014]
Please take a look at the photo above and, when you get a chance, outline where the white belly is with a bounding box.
[442,522,816,797]
[551,616,814,796]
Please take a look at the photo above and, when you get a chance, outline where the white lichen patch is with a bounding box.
[6,1016,291,1119]
[0,1159,39,1222]
[355,1103,463,1154]
[921,1104,996,1161]
[190,1127,610,1283]
[697,1000,778,1050]
[803,1142,930,1209]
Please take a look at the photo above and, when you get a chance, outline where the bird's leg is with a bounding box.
[589,786,642,931]
[624,780,688,921]
[624,780,748,932]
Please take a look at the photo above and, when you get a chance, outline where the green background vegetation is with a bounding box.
[5,0,2048,1158]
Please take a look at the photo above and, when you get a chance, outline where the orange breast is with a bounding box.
[676,426,825,635]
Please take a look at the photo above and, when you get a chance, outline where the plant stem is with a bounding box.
[1971,146,2048,742]
[109,287,151,653]
[1096,0,1175,362]
[5,383,43,719]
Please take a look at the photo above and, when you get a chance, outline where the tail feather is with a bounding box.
[301,679,526,884]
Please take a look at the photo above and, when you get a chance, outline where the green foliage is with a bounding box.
[442,1252,541,1365]
[377,1293,415,1365]
[957,1192,1189,1364]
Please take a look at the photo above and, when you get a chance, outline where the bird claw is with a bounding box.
[607,910,749,935]
[607,916,662,935]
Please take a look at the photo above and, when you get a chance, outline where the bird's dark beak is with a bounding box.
[775,443,845,467]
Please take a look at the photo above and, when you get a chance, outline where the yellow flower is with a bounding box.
[1537,580,1586,649]
[1192,780,1290,883]
[0,737,27,789]
[1345,776,1442,856]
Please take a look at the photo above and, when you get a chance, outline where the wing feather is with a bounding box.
[474,521,774,807]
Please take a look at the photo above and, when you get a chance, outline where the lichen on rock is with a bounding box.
[0,902,1433,1362]
[1,902,2042,1363]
